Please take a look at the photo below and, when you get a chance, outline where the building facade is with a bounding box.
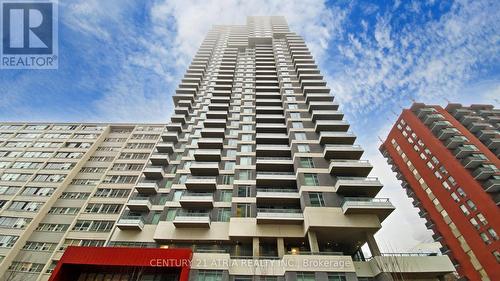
[380,103,500,281]
[1,17,455,281]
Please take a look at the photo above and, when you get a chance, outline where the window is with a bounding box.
[0,217,31,229]
[220,190,232,202]
[196,270,223,281]
[292,122,303,129]
[0,235,18,247]
[304,174,319,186]
[102,175,138,184]
[488,228,498,240]
[36,223,69,232]
[93,188,129,198]
[295,132,307,140]
[84,203,122,214]
[23,241,57,251]
[240,145,252,152]
[470,218,480,229]
[49,207,79,215]
[300,157,314,168]
[166,209,178,221]
[240,157,252,165]
[221,175,234,185]
[8,201,43,212]
[224,161,236,170]
[8,261,45,273]
[309,192,325,207]
[477,213,488,225]
[480,233,491,244]
[21,187,54,196]
[238,170,252,180]
[72,220,114,232]
[236,204,251,217]
[297,272,315,281]
[466,200,477,211]
[298,144,310,153]
[328,273,347,281]
[60,192,90,199]
[217,208,231,222]
[238,186,251,197]
[459,205,470,216]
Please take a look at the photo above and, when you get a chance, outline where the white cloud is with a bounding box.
[329,0,500,122]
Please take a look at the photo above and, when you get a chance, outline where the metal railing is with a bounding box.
[257,188,298,193]
[337,176,378,181]
[258,172,295,175]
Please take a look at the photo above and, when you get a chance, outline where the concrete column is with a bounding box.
[366,232,381,256]
[307,231,319,253]
[253,237,260,257]
[277,237,285,257]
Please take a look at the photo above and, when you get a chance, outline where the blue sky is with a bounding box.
[0,0,499,251]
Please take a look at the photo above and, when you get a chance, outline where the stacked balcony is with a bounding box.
[323,145,364,159]
[173,211,211,228]
[329,160,373,177]
[116,216,145,231]
[333,177,383,197]
[341,197,395,220]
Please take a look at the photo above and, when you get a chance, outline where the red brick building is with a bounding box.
[380,103,499,281]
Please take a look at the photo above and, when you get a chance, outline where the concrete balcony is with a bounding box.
[329,160,373,177]
[472,166,496,180]
[430,121,452,133]
[323,145,363,160]
[256,123,287,134]
[256,106,284,114]
[175,107,189,116]
[156,142,174,154]
[179,193,214,209]
[256,133,289,144]
[212,90,231,97]
[143,166,165,180]
[477,129,499,141]
[308,101,339,111]
[468,122,492,133]
[173,94,194,105]
[197,138,224,149]
[170,114,186,124]
[319,132,356,145]
[161,132,178,143]
[342,197,394,220]
[437,128,459,140]
[135,181,159,195]
[461,155,486,169]
[256,188,300,204]
[256,144,291,157]
[482,178,500,193]
[203,119,227,128]
[256,172,296,187]
[416,107,437,118]
[149,153,169,166]
[256,114,285,123]
[173,212,211,228]
[194,149,222,162]
[304,93,333,103]
[444,136,468,149]
[126,197,152,212]
[256,99,282,106]
[207,111,228,119]
[166,123,183,133]
[300,79,326,87]
[256,157,294,171]
[453,145,478,158]
[185,176,217,191]
[460,115,482,126]
[334,177,383,197]
[423,113,444,125]
[451,108,472,119]
[209,103,229,111]
[311,110,344,121]
[211,97,230,104]
[201,128,225,138]
[314,120,349,132]
[256,208,304,224]
[190,162,219,176]
[116,216,145,231]
[486,138,500,149]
